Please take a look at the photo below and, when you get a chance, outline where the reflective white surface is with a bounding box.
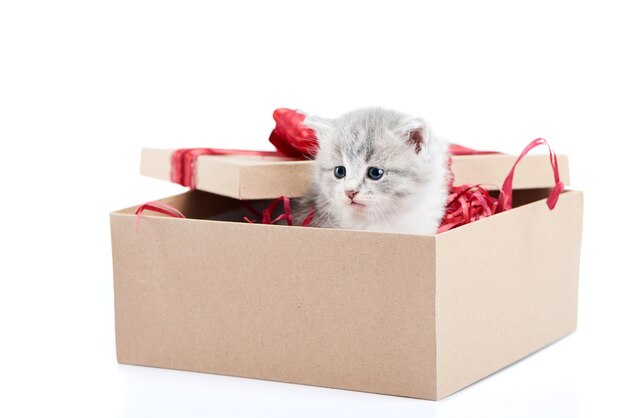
[114,339,579,418]
[1,1,625,417]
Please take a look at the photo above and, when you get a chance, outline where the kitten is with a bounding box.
[297,108,449,235]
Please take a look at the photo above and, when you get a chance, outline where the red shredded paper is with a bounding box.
[438,185,498,233]
[241,196,315,227]
[438,138,563,232]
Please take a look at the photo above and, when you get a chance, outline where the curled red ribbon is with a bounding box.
[438,137,564,233]
[243,196,315,227]
[135,201,186,231]
[496,137,564,213]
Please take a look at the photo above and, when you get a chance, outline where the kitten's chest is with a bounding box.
[365,216,415,234]
[357,207,439,235]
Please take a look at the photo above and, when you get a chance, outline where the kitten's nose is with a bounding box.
[345,189,358,200]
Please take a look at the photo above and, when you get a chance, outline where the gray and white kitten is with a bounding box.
[297,108,449,235]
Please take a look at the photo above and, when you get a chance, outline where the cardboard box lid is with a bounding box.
[140,148,570,200]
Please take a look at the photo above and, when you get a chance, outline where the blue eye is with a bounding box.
[367,167,384,180]
[334,166,346,179]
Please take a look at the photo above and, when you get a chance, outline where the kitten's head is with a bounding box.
[304,108,447,227]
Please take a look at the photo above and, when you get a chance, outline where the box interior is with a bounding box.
[120,187,560,229]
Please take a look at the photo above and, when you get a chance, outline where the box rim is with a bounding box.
[113,189,581,240]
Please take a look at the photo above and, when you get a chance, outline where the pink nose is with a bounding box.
[345,190,358,200]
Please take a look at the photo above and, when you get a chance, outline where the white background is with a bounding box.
[1,1,625,417]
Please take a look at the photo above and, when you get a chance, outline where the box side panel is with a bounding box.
[435,190,583,399]
[111,216,438,399]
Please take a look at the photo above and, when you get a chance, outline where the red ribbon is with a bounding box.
[448,144,499,156]
[243,196,315,227]
[438,138,563,233]
[268,108,318,158]
[496,137,564,213]
[135,201,186,231]
[171,148,282,189]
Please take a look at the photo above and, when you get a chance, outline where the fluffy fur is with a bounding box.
[296,108,449,235]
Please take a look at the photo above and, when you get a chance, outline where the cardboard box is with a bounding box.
[110,187,583,400]
[140,148,571,199]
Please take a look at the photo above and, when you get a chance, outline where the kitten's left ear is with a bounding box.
[409,127,427,153]
[403,118,429,153]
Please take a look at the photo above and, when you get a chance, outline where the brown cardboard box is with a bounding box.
[140,148,571,199]
[110,187,583,400]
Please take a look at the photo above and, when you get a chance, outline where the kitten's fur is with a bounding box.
[297,108,449,235]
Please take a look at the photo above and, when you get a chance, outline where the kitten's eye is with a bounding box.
[334,166,346,179]
[367,167,385,180]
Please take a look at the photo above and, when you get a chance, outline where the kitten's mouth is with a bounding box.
[348,200,366,210]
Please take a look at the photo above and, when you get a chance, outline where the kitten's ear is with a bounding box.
[303,115,335,140]
[403,118,429,153]
[409,126,426,153]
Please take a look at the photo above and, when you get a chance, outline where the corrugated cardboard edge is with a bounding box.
[140,149,570,199]
[433,190,583,399]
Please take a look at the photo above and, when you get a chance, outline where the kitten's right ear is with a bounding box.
[303,115,335,141]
